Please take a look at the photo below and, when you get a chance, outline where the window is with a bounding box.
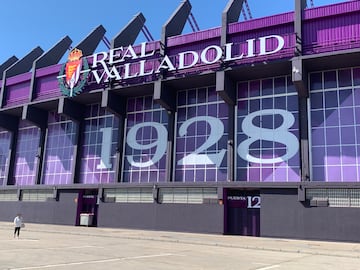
[0,190,18,201]
[159,187,218,204]
[21,189,54,202]
[104,188,153,203]
[306,188,360,207]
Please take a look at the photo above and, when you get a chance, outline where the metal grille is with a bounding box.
[306,189,360,207]
[104,188,153,203]
[0,190,18,201]
[21,189,53,202]
[159,187,217,204]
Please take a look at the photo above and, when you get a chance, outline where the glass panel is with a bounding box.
[236,76,300,182]
[310,68,360,182]
[175,87,228,182]
[123,96,168,183]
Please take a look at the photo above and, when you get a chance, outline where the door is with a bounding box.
[225,190,260,236]
[76,190,98,226]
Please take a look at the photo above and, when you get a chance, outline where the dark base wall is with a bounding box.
[98,202,224,234]
[0,191,78,225]
[4,187,360,242]
[0,190,223,234]
[261,188,360,242]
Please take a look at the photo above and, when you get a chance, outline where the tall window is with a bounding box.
[310,67,360,181]
[175,87,228,182]
[237,76,300,182]
[42,113,77,185]
[79,104,119,184]
[0,129,11,186]
[123,96,168,182]
[14,122,40,185]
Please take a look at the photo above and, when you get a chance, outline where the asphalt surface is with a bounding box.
[0,222,360,269]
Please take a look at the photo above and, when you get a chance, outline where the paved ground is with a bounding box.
[0,222,360,270]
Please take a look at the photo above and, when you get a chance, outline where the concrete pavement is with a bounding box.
[0,222,359,269]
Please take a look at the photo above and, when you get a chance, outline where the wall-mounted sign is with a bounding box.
[227,195,261,208]
[58,35,285,97]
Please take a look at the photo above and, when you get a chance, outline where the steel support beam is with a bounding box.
[0,56,18,75]
[111,13,146,48]
[57,97,85,123]
[30,36,72,101]
[74,25,106,56]
[161,0,192,56]
[221,0,244,45]
[153,80,176,112]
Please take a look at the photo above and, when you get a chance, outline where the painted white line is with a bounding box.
[9,253,175,270]
[256,265,280,270]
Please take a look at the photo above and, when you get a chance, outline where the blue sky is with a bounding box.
[0,0,344,65]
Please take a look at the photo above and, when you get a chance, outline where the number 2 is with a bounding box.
[177,116,226,167]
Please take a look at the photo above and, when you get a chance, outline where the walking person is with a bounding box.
[13,213,23,239]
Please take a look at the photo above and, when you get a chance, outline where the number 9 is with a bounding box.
[126,122,168,168]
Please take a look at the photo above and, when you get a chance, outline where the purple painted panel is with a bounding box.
[4,73,31,107]
[5,72,31,85]
[34,74,61,101]
[35,80,60,102]
[4,81,30,107]
[304,1,360,20]
[228,12,294,34]
[167,28,221,47]
[167,37,220,56]
[303,1,360,54]
[33,64,62,101]
[229,25,294,44]
[36,64,61,77]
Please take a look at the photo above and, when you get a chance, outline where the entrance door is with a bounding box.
[76,190,98,226]
[225,190,260,236]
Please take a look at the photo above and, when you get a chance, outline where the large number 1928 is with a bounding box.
[124,109,298,168]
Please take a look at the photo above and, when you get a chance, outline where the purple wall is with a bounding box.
[303,1,360,54]
[98,202,223,234]
[33,65,62,101]
[261,188,360,242]
[4,73,31,107]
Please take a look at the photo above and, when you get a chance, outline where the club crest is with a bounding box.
[58,48,89,97]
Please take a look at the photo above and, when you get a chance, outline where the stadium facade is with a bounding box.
[0,0,360,242]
